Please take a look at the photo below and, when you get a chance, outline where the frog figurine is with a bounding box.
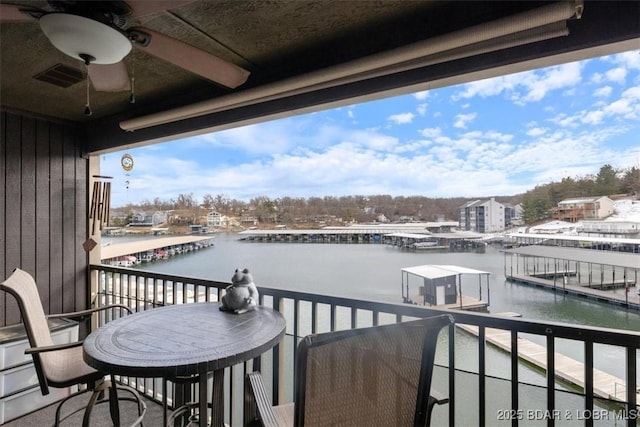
[220,268,259,314]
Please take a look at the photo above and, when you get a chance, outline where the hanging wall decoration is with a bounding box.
[83,175,113,252]
[121,153,134,171]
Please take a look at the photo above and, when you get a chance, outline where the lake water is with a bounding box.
[105,233,640,424]
[108,233,640,331]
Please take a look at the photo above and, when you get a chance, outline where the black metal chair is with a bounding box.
[1,268,147,426]
[244,314,454,427]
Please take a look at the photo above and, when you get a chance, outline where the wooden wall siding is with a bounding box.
[0,110,89,327]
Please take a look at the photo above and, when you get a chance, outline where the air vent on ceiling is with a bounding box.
[34,64,85,88]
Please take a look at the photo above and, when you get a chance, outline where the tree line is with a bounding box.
[114,164,639,226]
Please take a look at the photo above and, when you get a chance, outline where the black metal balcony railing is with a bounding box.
[89,264,640,427]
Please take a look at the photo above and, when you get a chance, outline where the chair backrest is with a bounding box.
[294,314,454,427]
[1,268,55,393]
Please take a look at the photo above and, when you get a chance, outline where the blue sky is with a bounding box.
[102,50,640,208]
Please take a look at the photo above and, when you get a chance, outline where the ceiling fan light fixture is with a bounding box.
[39,13,132,65]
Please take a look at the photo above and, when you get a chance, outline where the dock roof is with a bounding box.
[402,265,490,280]
[502,245,640,270]
[238,228,431,236]
[101,236,213,260]
[508,233,640,246]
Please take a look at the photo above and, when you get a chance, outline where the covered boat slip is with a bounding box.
[507,233,640,252]
[386,231,484,250]
[503,245,640,308]
[100,236,214,261]
[401,265,490,311]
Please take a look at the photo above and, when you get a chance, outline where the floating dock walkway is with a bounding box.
[507,274,640,310]
[457,313,640,405]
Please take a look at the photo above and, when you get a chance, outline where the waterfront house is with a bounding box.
[152,211,168,227]
[130,211,152,226]
[207,211,229,229]
[2,1,639,425]
[552,196,616,222]
[129,210,168,227]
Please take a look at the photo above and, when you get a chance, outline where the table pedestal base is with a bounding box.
[166,401,214,427]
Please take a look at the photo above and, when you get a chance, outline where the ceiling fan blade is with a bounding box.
[127,1,195,19]
[89,62,131,92]
[0,4,40,22]
[130,27,250,89]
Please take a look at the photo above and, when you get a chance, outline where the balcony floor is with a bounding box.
[4,390,165,427]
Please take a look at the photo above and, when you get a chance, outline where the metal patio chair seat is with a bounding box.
[244,314,454,427]
[1,268,147,427]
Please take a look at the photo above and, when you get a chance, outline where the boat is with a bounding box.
[109,255,137,267]
[412,241,446,250]
[139,251,154,263]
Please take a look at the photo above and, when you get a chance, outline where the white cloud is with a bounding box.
[594,86,612,97]
[591,73,604,84]
[581,110,605,125]
[413,90,430,100]
[527,127,546,137]
[418,127,442,138]
[604,50,640,70]
[454,62,583,104]
[417,103,427,116]
[622,86,640,100]
[194,120,301,155]
[605,67,627,84]
[387,112,415,124]
[454,112,477,128]
[519,62,583,103]
[550,82,640,128]
[453,73,524,99]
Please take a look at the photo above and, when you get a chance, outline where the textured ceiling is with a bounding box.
[1,0,448,122]
[0,1,638,151]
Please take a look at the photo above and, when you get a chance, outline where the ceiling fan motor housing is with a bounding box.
[39,13,132,65]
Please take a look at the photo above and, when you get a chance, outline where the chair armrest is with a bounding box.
[425,388,449,427]
[25,340,83,355]
[47,304,133,321]
[429,388,449,406]
[245,372,282,427]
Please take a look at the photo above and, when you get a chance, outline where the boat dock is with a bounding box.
[237,223,485,248]
[101,236,214,264]
[507,274,640,310]
[401,265,490,311]
[503,245,640,310]
[457,313,640,404]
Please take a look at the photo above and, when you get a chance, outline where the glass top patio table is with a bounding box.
[83,302,286,427]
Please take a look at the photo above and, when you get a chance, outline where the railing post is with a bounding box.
[511,330,519,427]
[449,321,456,426]
[584,341,594,427]
[478,325,486,427]
[546,332,555,427]
[625,346,637,427]
[273,296,286,406]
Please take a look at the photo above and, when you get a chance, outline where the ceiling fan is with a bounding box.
[0,1,250,95]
